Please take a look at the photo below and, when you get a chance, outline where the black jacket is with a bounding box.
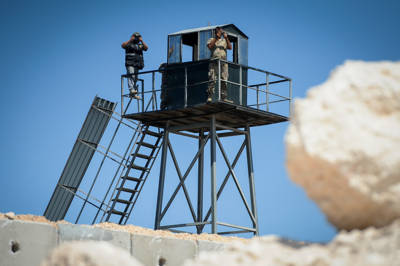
[124,42,144,69]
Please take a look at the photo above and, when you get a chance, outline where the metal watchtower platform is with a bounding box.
[44,24,292,236]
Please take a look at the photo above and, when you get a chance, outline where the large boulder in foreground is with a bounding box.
[184,219,400,266]
[285,61,400,230]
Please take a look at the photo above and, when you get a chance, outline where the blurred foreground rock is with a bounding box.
[41,241,143,266]
[184,219,400,266]
[285,60,400,230]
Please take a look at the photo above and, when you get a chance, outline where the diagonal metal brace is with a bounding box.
[216,136,257,225]
[168,142,197,223]
[202,140,246,224]
[160,134,210,220]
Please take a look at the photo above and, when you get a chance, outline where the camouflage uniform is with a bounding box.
[207,37,229,99]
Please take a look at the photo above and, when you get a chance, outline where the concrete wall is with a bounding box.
[0,218,228,266]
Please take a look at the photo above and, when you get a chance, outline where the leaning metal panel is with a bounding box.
[44,96,116,221]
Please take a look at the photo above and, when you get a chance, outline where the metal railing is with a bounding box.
[121,58,292,118]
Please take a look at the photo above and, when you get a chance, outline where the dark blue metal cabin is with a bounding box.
[163,24,249,109]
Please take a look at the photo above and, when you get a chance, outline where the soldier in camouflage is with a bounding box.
[207,27,232,102]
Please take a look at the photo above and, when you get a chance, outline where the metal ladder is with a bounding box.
[104,124,163,224]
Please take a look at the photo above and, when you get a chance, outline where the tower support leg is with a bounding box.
[154,128,169,229]
[197,129,204,234]
[245,125,259,235]
[210,116,217,234]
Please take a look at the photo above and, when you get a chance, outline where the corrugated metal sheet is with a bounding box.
[44,96,115,221]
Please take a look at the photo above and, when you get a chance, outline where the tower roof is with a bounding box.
[169,24,248,39]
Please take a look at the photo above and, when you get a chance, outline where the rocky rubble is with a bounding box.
[40,241,143,266]
[184,219,400,266]
[0,212,245,243]
[285,60,400,230]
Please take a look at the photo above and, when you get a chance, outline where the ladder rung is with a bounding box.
[139,141,158,149]
[134,153,152,160]
[130,164,149,171]
[143,130,161,137]
[122,176,142,182]
[108,209,126,216]
[111,198,132,204]
[117,187,138,193]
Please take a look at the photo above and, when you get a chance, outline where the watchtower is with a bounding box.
[44,24,292,236]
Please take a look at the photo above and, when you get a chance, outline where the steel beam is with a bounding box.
[210,115,217,233]
[197,129,204,233]
[154,128,169,229]
[169,122,210,132]
[218,230,254,235]
[159,221,210,230]
[170,130,199,139]
[215,124,247,135]
[217,221,257,232]
[245,125,259,235]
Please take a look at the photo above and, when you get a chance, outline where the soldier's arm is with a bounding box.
[207,38,217,49]
[224,33,232,50]
[139,37,149,51]
[121,40,129,49]
[121,37,134,49]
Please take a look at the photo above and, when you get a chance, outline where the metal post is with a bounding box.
[210,115,217,233]
[245,125,258,235]
[154,128,169,229]
[141,79,144,113]
[239,65,242,105]
[121,76,124,115]
[152,72,155,110]
[289,79,292,118]
[218,60,221,101]
[197,129,204,234]
[256,86,260,110]
[184,67,188,107]
[266,73,270,112]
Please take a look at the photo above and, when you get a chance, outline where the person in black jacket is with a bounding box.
[121,32,148,99]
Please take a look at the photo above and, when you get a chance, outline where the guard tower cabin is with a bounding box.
[164,24,248,108]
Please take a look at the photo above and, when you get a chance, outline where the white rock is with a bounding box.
[285,60,400,230]
[5,212,15,220]
[40,241,143,266]
[183,219,400,266]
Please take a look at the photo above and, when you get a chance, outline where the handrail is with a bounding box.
[122,58,291,81]
[120,58,292,118]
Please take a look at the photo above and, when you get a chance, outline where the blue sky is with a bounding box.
[0,0,399,243]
